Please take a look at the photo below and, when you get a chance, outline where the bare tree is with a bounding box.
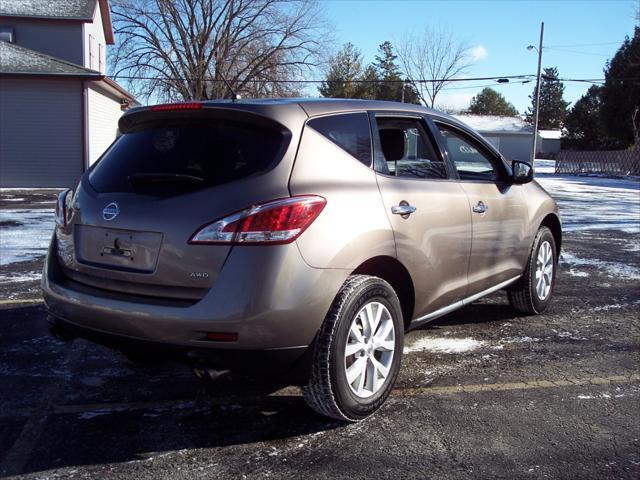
[396,27,473,108]
[110,0,327,101]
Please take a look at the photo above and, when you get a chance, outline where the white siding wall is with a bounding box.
[87,84,122,165]
[484,136,501,151]
[540,138,561,155]
[84,1,107,72]
[495,134,533,162]
[0,78,83,188]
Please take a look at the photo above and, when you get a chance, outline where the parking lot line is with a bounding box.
[0,343,86,477]
[395,374,640,396]
[0,298,43,306]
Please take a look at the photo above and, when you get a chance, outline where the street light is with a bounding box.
[528,22,544,164]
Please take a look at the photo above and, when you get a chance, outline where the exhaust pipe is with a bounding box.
[192,365,230,382]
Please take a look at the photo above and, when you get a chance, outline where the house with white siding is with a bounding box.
[453,115,563,160]
[0,0,137,188]
[453,114,536,162]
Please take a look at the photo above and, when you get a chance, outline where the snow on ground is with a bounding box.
[0,209,54,265]
[534,161,640,233]
[534,159,556,174]
[0,271,42,283]
[560,251,640,280]
[404,337,485,354]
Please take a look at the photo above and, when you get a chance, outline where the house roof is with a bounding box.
[452,114,534,135]
[0,0,97,20]
[0,40,101,77]
[538,130,562,140]
[0,0,114,44]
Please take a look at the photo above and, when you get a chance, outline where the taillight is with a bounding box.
[189,196,326,245]
[55,189,73,228]
[150,102,203,112]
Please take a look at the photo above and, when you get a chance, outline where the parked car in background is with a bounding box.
[43,99,561,421]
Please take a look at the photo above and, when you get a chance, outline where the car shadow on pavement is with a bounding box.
[0,305,342,476]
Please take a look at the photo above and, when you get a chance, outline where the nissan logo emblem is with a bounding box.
[102,202,120,221]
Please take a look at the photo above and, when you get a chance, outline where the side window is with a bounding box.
[307,113,372,166]
[436,124,497,181]
[375,117,447,179]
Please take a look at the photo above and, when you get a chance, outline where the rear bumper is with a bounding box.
[42,235,350,372]
[48,314,309,374]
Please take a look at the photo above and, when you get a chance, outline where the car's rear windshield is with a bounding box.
[88,119,287,195]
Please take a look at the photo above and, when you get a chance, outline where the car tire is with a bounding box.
[303,275,404,421]
[508,226,557,315]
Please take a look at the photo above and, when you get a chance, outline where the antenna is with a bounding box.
[214,52,240,101]
[221,75,240,102]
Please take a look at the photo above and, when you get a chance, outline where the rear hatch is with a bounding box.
[56,105,298,302]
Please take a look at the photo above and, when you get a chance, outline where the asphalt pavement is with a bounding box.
[0,188,639,479]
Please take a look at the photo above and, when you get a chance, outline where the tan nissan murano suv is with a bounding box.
[43,99,561,421]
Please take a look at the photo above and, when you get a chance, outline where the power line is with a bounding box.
[111,74,535,83]
[545,41,622,48]
[545,47,612,57]
[110,74,640,85]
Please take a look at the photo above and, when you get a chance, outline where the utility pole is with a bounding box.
[529,22,544,163]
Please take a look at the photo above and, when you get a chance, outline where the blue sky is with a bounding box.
[318,0,638,113]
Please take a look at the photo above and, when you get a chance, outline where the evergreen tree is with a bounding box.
[318,43,365,98]
[354,65,379,100]
[469,87,519,116]
[525,67,569,129]
[562,85,612,149]
[600,27,640,149]
[372,41,420,103]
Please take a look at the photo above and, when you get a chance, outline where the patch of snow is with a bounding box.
[534,159,556,174]
[624,239,640,252]
[576,392,626,400]
[567,269,589,278]
[536,175,640,233]
[79,409,117,420]
[404,337,485,354]
[2,198,25,202]
[561,251,640,280]
[500,336,541,344]
[0,209,54,265]
[592,301,640,312]
[538,130,562,140]
[556,331,587,341]
[0,271,41,283]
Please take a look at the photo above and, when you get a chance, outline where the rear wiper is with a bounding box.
[128,173,204,186]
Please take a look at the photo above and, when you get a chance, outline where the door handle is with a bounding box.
[472,201,488,214]
[391,204,417,216]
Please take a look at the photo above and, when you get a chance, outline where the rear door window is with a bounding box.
[307,113,372,166]
[374,117,448,179]
[89,120,286,195]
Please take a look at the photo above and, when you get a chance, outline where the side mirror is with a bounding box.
[512,160,533,184]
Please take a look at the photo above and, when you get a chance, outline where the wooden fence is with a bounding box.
[555,149,640,176]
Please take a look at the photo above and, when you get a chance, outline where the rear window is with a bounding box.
[307,113,372,166]
[89,120,286,195]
